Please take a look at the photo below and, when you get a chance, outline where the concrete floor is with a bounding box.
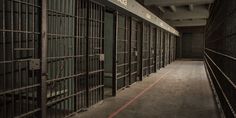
[72,60,220,118]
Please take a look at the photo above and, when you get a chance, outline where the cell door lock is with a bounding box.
[100,54,104,61]
[29,59,40,70]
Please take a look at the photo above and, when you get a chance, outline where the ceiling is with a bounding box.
[141,0,214,27]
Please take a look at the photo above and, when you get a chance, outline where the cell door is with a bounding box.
[150,26,156,73]
[0,0,41,117]
[170,35,173,63]
[173,36,176,61]
[161,30,165,67]
[46,1,82,117]
[116,14,130,90]
[87,0,104,107]
[46,0,104,117]
[156,28,161,70]
[167,33,171,64]
[170,35,175,63]
[164,32,169,66]
[129,19,140,84]
[142,23,150,77]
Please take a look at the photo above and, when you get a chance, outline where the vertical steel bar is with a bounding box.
[159,29,160,68]
[148,25,151,74]
[40,0,47,117]
[74,0,78,112]
[63,0,67,115]
[139,22,143,81]
[19,1,23,114]
[112,11,118,96]
[10,0,15,116]
[101,6,104,100]
[24,1,28,114]
[154,28,157,72]
[2,0,6,117]
[86,0,90,107]
[129,18,132,85]
[124,16,127,87]
[162,32,165,67]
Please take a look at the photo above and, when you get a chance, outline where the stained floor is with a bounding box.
[72,60,220,118]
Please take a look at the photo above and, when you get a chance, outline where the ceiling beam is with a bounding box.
[144,0,214,6]
[170,5,177,12]
[158,6,166,13]
[167,19,207,27]
[104,0,179,35]
[164,7,209,20]
[189,4,194,11]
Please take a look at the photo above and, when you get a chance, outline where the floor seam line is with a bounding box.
[108,69,172,118]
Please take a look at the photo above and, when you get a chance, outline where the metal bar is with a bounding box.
[148,25,151,74]
[2,0,6,117]
[139,22,143,81]
[162,31,165,67]
[204,52,236,88]
[74,0,78,112]
[112,11,118,96]
[205,48,236,61]
[86,0,90,107]
[40,0,48,117]
[204,56,236,117]
[124,16,128,87]
[11,0,15,117]
[154,27,157,72]
[101,3,105,100]
[129,17,132,85]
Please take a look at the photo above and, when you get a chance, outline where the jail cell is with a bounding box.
[0,0,41,117]
[46,0,104,117]
[167,33,171,64]
[173,36,176,61]
[150,26,156,73]
[160,30,164,67]
[169,35,172,63]
[172,36,175,62]
[170,35,174,63]
[46,0,80,117]
[75,0,87,112]
[116,14,130,90]
[87,1,104,107]
[163,32,167,66]
[156,28,161,70]
[129,19,140,84]
[142,23,151,77]
[170,35,176,63]
[164,32,170,66]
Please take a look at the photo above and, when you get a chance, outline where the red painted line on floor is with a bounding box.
[108,71,171,118]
